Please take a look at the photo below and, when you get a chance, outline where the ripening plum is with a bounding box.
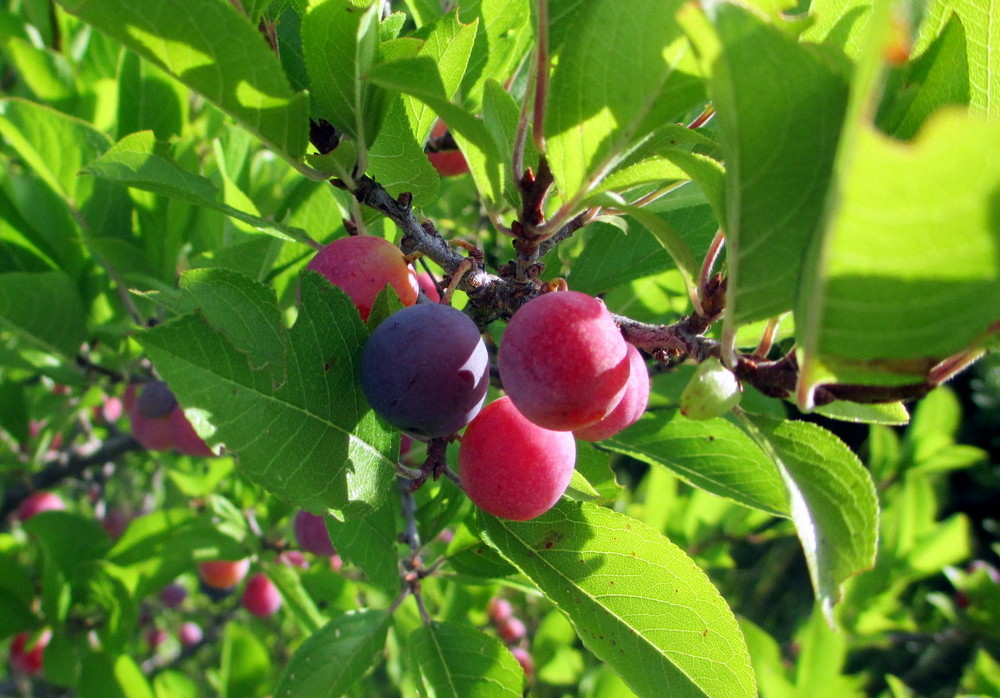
[498,291,630,431]
[459,397,576,521]
[127,382,214,456]
[426,120,469,177]
[679,357,742,420]
[242,573,282,617]
[9,630,50,675]
[17,491,65,521]
[145,627,168,651]
[574,344,650,441]
[361,303,489,439]
[179,622,203,647]
[415,271,441,302]
[307,235,419,321]
[498,616,527,644]
[487,598,513,624]
[293,510,335,557]
[168,407,214,457]
[160,583,187,609]
[197,558,250,590]
[127,382,176,451]
[510,647,534,677]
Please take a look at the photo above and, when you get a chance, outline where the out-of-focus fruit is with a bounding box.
[293,510,335,557]
[17,492,65,521]
[197,559,250,590]
[242,573,282,618]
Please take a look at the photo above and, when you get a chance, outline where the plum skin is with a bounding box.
[307,235,418,321]
[197,558,250,590]
[293,510,336,557]
[126,382,214,456]
[498,291,630,431]
[361,303,489,439]
[242,573,282,617]
[17,491,65,521]
[459,397,576,521]
[9,630,50,675]
[574,343,650,441]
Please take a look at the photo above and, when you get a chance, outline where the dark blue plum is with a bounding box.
[360,303,489,439]
[136,381,177,418]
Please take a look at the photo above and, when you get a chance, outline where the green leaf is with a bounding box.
[366,101,441,206]
[274,610,391,698]
[0,553,38,641]
[877,14,970,140]
[117,51,189,141]
[919,0,1000,118]
[681,3,849,327]
[79,653,155,698]
[178,268,287,372]
[793,608,865,698]
[303,0,385,147]
[410,621,524,697]
[601,410,790,516]
[567,221,674,297]
[459,0,532,111]
[107,509,246,598]
[138,273,396,518]
[54,0,308,161]
[479,500,756,698]
[23,511,111,593]
[592,196,700,305]
[0,380,29,444]
[796,109,1000,392]
[737,618,795,698]
[544,0,703,206]
[403,9,479,145]
[812,400,910,425]
[220,624,271,698]
[0,97,111,202]
[324,496,401,595]
[267,563,326,633]
[84,131,314,245]
[366,56,505,207]
[739,414,879,621]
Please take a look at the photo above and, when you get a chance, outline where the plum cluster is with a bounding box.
[309,239,649,521]
[487,597,534,679]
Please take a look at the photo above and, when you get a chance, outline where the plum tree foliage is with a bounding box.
[0,0,998,696]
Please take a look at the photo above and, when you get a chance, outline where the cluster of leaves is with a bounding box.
[0,0,998,696]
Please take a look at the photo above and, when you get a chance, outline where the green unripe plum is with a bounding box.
[679,357,742,420]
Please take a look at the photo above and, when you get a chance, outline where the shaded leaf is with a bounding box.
[138,273,396,518]
[601,410,789,516]
[740,414,878,621]
[479,500,755,698]
[275,610,391,698]
[410,621,524,697]
[55,0,308,160]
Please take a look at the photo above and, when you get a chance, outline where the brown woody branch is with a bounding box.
[0,433,143,525]
[341,167,939,408]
